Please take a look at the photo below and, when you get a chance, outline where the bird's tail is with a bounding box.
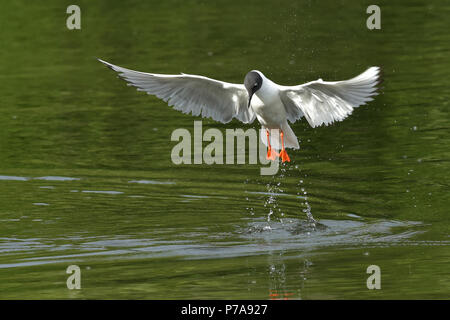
[281,122,300,150]
[260,122,300,151]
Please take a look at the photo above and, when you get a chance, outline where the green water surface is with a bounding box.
[0,0,449,299]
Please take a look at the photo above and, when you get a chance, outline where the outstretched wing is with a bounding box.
[279,67,381,127]
[98,59,255,124]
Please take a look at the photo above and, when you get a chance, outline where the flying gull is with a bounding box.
[98,59,381,162]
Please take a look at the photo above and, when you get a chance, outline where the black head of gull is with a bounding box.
[244,71,263,108]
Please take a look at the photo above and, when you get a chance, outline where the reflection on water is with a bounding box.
[128,180,176,185]
[0,0,449,299]
[0,176,29,181]
[0,213,436,268]
[81,190,124,195]
[0,175,80,181]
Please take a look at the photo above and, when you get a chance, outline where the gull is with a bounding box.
[98,59,381,162]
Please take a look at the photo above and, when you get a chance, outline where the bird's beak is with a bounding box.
[247,92,254,108]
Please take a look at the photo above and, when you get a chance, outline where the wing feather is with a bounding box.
[279,67,381,127]
[98,59,255,124]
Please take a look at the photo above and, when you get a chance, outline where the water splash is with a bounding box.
[297,177,317,225]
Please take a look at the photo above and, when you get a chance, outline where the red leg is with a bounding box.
[266,130,279,160]
[279,131,290,163]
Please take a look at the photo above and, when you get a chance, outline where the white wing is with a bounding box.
[98,59,255,124]
[279,67,381,127]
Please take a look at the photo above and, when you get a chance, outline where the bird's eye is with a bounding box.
[254,83,258,87]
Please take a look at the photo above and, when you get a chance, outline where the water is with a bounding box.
[0,0,449,299]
